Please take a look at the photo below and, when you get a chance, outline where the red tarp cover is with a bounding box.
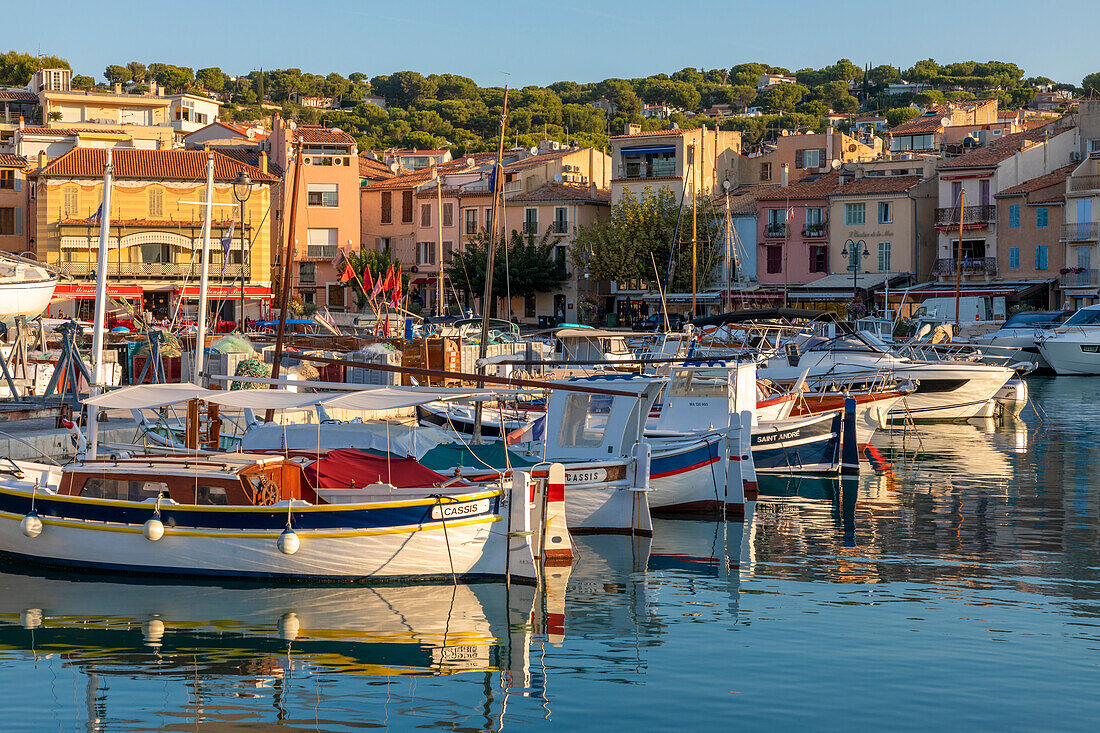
[304,448,468,489]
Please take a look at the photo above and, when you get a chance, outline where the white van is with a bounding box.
[912,296,1005,325]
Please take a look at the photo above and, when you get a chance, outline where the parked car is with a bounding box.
[642,313,685,332]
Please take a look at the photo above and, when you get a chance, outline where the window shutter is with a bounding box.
[13,207,21,236]
[794,149,804,169]
[13,173,20,192]
[818,149,826,167]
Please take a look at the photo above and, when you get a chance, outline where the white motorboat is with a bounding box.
[970,310,1068,371]
[762,332,1016,420]
[0,256,57,317]
[1037,305,1100,375]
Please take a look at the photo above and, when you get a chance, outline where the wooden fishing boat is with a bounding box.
[0,452,543,582]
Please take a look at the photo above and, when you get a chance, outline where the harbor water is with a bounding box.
[0,376,1096,730]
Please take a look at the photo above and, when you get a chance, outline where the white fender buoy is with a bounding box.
[278,612,300,641]
[20,608,42,629]
[143,618,165,647]
[277,528,300,555]
[143,517,165,541]
[21,512,42,538]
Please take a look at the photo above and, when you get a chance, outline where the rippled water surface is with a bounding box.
[1,376,1099,731]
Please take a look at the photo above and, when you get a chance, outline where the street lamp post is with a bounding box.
[232,171,252,332]
[841,238,869,313]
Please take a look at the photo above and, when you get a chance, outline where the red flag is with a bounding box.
[371,267,384,298]
[382,266,395,292]
[391,267,402,307]
[339,261,354,284]
[363,267,374,294]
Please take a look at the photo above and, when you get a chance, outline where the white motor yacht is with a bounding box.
[0,256,56,318]
[971,310,1068,371]
[1036,305,1100,375]
[761,331,1016,420]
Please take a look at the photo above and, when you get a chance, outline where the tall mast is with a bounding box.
[437,177,445,316]
[270,144,304,406]
[192,152,215,384]
[725,188,732,308]
[86,148,114,460]
[472,85,509,443]
[691,141,698,318]
[954,189,964,333]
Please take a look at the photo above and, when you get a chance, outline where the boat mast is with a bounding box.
[725,187,732,310]
[472,86,509,443]
[954,188,964,333]
[691,140,698,319]
[269,143,304,414]
[192,152,215,384]
[86,148,114,460]
[437,176,445,316]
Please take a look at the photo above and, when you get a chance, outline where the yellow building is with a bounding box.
[32,148,278,322]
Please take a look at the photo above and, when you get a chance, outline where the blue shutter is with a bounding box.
[1008,204,1019,228]
[1009,247,1019,269]
[13,207,21,236]
[12,172,20,192]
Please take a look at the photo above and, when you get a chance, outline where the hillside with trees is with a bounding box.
[6,51,1094,156]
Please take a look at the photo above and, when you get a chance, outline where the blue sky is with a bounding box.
[3,0,1095,87]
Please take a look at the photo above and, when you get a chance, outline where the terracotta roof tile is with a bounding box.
[216,148,284,178]
[294,125,356,145]
[611,128,689,139]
[755,172,841,201]
[17,126,127,136]
[359,155,396,179]
[939,125,1065,169]
[713,184,777,214]
[0,154,28,169]
[503,148,576,172]
[359,160,471,191]
[828,175,926,197]
[995,163,1076,197]
[37,148,279,182]
[0,90,37,102]
[510,181,609,203]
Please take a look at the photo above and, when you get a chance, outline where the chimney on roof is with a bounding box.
[37,151,46,170]
[18,116,23,130]
[590,182,598,198]
[781,163,789,187]
[854,166,865,180]
[113,82,122,95]
[260,151,268,174]
[149,80,158,96]
[625,122,641,135]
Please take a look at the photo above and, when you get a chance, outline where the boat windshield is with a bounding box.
[803,332,888,354]
[1002,311,1064,328]
[669,369,728,398]
[557,393,612,448]
[1063,308,1100,327]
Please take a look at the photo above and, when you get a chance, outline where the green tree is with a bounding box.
[446,229,567,316]
[1083,72,1100,96]
[885,107,920,127]
[126,61,147,83]
[572,187,719,294]
[868,65,901,88]
[913,90,945,107]
[196,67,226,92]
[344,247,406,308]
[833,94,860,114]
[104,64,131,84]
[70,75,95,90]
[758,83,806,112]
[0,51,68,86]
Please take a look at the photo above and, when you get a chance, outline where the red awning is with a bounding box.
[52,284,144,300]
[303,448,469,489]
[177,285,272,300]
[877,287,1019,298]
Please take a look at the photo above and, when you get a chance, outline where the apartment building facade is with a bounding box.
[0,154,29,255]
[610,125,742,204]
[269,120,361,311]
[32,148,276,321]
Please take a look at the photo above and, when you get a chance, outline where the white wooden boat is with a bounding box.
[0,256,56,318]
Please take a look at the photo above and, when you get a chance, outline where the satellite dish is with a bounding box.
[554,173,562,182]
[466,157,475,167]
[831,159,841,170]
[529,146,539,155]
[722,180,731,190]
[389,162,400,173]
[940,117,952,127]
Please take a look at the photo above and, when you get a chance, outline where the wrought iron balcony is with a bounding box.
[1069,175,1100,192]
[765,224,786,238]
[1059,268,1100,286]
[58,262,247,279]
[802,223,827,238]
[934,205,996,227]
[1061,222,1100,242]
[932,257,997,276]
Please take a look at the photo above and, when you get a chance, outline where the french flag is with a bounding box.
[507,415,546,445]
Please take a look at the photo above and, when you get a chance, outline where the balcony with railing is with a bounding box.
[1061,222,1100,242]
[58,262,247,279]
[1059,268,1100,287]
[765,224,786,238]
[935,205,996,228]
[1069,175,1100,192]
[932,257,997,276]
[306,244,339,260]
[615,160,679,180]
[802,222,827,239]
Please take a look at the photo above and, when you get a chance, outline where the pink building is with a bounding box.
[755,173,840,286]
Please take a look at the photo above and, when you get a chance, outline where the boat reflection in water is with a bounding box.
[0,564,555,729]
